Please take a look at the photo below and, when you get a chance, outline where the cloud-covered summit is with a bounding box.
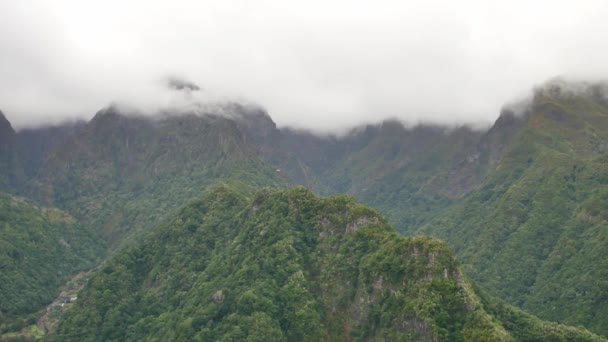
[1,0,608,132]
[167,77,201,92]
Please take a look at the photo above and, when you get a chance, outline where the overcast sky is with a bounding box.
[1,0,607,132]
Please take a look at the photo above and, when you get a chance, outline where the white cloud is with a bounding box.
[1,0,607,132]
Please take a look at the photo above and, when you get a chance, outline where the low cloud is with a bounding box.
[1,0,608,132]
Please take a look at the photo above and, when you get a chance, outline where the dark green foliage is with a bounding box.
[248,82,608,336]
[418,86,608,336]
[0,192,104,328]
[0,107,285,339]
[475,284,604,342]
[50,186,603,341]
[49,186,507,341]
[252,121,492,234]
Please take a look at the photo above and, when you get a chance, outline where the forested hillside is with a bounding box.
[239,105,522,234]
[0,192,103,336]
[50,186,603,341]
[0,106,287,339]
[29,106,286,247]
[239,80,608,335]
[2,80,608,339]
[419,83,608,335]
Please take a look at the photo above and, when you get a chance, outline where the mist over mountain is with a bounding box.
[2,1,608,338]
[3,1,608,131]
[1,78,608,339]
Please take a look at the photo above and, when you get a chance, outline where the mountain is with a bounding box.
[2,79,607,338]
[15,120,86,179]
[0,107,286,340]
[29,106,287,247]
[0,192,103,336]
[0,114,85,195]
[241,114,520,233]
[418,81,608,335]
[49,186,603,341]
[242,80,608,335]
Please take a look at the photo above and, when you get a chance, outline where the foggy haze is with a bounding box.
[1,0,608,132]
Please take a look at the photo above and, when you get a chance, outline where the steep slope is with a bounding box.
[241,115,500,232]
[316,123,488,231]
[0,112,84,195]
[0,110,21,192]
[0,192,104,335]
[29,106,286,247]
[15,120,86,180]
[0,107,286,338]
[4,80,607,336]
[50,186,603,341]
[236,81,608,335]
[417,82,608,335]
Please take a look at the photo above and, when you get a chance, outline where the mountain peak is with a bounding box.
[89,105,128,123]
[0,110,15,145]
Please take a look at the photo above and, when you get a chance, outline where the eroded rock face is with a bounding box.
[346,216,379,233]
[212,290,225,304]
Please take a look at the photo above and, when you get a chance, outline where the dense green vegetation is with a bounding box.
[0,192,104,334]
[317,123,486,231]
[31,108,286,248]
[475,283,606,342]
[50,186,603,341]
[249,82,608,336]
[418,85,608,335]
[249,108,528,237]
[2,81,608,339]
[0,107,287,340]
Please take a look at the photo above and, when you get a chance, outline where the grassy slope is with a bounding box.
[50,186,603,341]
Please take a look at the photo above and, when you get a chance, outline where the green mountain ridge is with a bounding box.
[240,81,608,335]
[240,111,524,232]
[49,186,603,341]
[1,79,607,338]
[418,84,608,334]
[29,106,287,247]
[0,106,288,338]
